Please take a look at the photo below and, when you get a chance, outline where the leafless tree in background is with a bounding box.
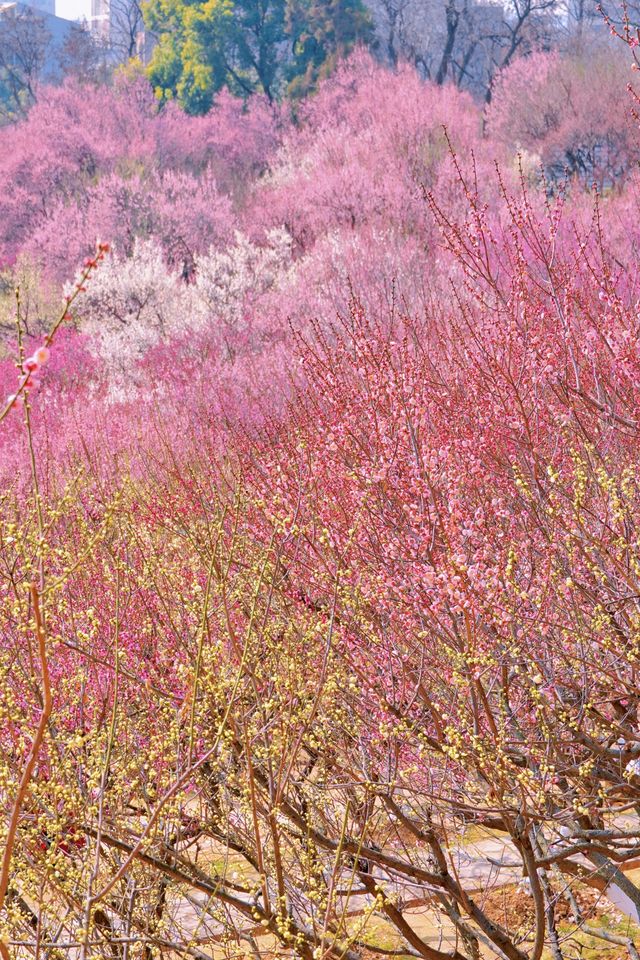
[0,7,51,120]
[59,22,113,82]
[109,0,148,62]
[367,0,588,98]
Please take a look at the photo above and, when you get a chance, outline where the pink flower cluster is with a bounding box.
[3,241,110,415]
[5,346,50,411]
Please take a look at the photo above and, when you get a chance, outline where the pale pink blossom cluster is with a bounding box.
[77,230,293,384]
[5,345,50,411]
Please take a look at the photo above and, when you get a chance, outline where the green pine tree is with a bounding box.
[144,0,372,113]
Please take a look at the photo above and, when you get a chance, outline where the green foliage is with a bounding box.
[285,0,372,99]
[144,0,233,114]
[144,0,372,113]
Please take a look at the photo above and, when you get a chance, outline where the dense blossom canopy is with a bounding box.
[1,41,640,960]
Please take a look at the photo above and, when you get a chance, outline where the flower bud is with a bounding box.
[34,346,50,365]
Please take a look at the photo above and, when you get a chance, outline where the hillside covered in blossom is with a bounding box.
[2,8,640,960]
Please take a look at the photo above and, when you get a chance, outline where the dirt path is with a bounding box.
[164,827,640,959]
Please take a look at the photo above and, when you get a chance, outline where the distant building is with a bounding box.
[0,1,76,79]
[23,0,54,14]
[87,0,153,62]
[88,0,108,39]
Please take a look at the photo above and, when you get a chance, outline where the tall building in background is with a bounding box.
[0,0,75,102]
[88,0,153,62]
[0,1,74,43]
[88,0,108,37]
[22,0,54,14]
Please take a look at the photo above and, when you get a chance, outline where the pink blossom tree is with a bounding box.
[487,48,639,187]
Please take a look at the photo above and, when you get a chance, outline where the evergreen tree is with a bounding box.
[285,0,372,98]
[144,0,371,113]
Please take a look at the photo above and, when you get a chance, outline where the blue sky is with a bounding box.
[56,0,90,21]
